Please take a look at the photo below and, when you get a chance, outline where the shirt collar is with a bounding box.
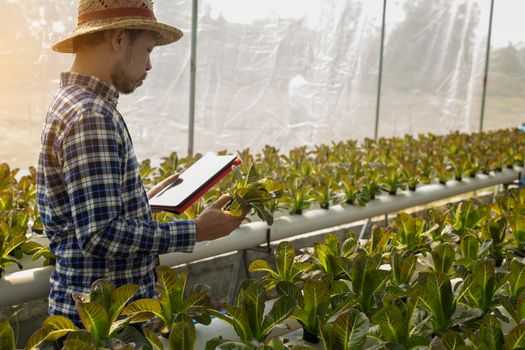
[60,72,119,107]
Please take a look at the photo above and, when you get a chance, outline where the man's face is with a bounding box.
[111,31,157,94]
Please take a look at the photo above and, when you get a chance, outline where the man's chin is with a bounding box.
[117,84,139,95]
[118,89,135,95]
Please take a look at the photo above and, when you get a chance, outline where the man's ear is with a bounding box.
[106,29,128,52]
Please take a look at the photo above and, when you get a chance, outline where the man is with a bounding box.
[37,0,244,326]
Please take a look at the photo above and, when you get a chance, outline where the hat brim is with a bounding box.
[52,19,183,53]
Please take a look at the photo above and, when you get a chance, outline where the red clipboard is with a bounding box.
[148,154,241,214]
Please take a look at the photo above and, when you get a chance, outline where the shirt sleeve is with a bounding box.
[61,112,196,259]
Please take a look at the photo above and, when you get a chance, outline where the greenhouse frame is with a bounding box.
[1,0,525,349]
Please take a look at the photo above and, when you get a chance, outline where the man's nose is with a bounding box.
[146,57,152,71]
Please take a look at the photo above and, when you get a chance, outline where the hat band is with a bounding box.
[78,7,156,25]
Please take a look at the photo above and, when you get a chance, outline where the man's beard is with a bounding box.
[110,49,144,94]
[111,60,139,94]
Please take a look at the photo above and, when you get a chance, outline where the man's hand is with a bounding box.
[194,194,246,242]
[147,173,180,200]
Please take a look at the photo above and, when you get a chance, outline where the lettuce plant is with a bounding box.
[281,178,313,215]
[428,243,456,276]
[299,233,357,280]
[27,279,141,349]
[389,251,418,289]
[279,278,358,344]
[504,188,525,210]
[318,309,369,350]
[455,234,491,268]
[0,233,25,277]
[488,150,505,172]
[337,253,390,315]
[265,198,286,217]
[361,172,382,200]
[429,331,469,349]
[400,158,420,191]
[417,153,434,185]
[433,157,452,185]
[411,271,456,333]
[448,201,487,239]
[408,271,485,336]
[13,169,37,209]
[164,316,196,350]
[0,209,30,268]
[456,259,505,314]
[22,239,56,267]
[26,316,79,350]
[280,146,309,169]
[461,314,503,350]
[499,288,525,326]
[339,175,368,206]
[256,145,281,170]
[312,172,339,209]
[392,213,434,254]
[0,318,15,350]
[207,279,296,345]
[480,217,508,267]
[507,204,525,253]
[369,298,429,349]
[380,166,407,195]
[329,140,354,162]
[359,226,392,258]
[424,206,449,242]
[503,258,525,299]
[504,323,525,349]
[236,148,256,173]
[227,163,283,226]
[122,266,212,338]
[292,160,315,180]
[449,154,467,182]
[285,278,329,343]
[0,164,44,271]
[248,241,312,291]
[0,163,18,193]
[465,153,481,178]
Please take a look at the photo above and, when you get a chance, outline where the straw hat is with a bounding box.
[53,0,183,53]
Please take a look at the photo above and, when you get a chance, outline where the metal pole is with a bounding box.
[374,0,387,141]
[479,0,495,132]
[188,0,198,156]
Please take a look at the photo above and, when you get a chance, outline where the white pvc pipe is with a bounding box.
[160,168,520,266]
[0,168,520,308]
[0,266,52,306]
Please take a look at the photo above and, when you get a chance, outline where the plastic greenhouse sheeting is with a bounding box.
[485,0,525,131]
[380,0,490,135]
[1,0,524,170]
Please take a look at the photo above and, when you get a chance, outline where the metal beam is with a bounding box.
[188,0,198,156]
[374,0,387,140]
[479,0,495,132]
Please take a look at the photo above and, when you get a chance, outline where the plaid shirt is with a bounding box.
[37,72,196,326]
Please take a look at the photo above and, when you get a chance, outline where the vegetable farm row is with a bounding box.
[3,185,525,349]
[2,128,525,277]
[1,127,525,349]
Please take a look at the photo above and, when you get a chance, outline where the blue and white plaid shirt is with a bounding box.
[37,72,196,326]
